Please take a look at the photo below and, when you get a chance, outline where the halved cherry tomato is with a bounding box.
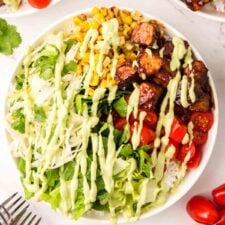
[166,139,179,159]
[186,195,219,225]
[131,123,155,146]
[191,112,214,132]
[215,209,225,225]
[114,118,127,130]
[169,117,187,143]
[139,109,158,127]
[177,142,196,162]
[193,130,208,145]
[187,149,202,169]
[28,0,51,9]
[212,183,225,207]
[140,125,155,146]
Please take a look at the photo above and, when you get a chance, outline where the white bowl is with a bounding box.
[0,0,61,18]
[172,0,225,22]
[4,8,219,223]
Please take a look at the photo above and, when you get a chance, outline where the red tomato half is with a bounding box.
[177,142,196,162]
[193,130,208,145]
[191,112,214,132]
[131,123,155,146]
[169,117,187,143]
[212,183,225,207]
[215,209,225,225]
[28,0,51,9]
[140,125,155,146]
[139,109,158,127]
[114,118,127,130]
[186,195,219,225]
[187,149,202,169]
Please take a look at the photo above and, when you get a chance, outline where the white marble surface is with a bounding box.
[0,0,225,224]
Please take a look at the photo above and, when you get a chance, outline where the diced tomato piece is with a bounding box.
[187,149,202,169]
[114,118,127,130]
[170,117,187,143]
[190,112,214,132]
[193,130,208,145]
[166,139,180,159]
[130,123,155,146]
[140,124,156,146]
[139,109,158,127]
[177,142,196,162]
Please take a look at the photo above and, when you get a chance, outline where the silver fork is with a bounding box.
[0,193,41,225]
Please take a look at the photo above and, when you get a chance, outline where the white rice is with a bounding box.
[214,0,225,12]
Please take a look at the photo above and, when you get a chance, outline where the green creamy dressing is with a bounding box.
[170,37,187,71]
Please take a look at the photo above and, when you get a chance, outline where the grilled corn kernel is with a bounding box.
[100,80,107,88]
[100,7,108,17]
[81,21,90,32]
[120,11,132,25]
[108,79,116,87]
[125,51,136,61]
[92,7,100,16]
[89,19,99,30]
[73,17,83,25]
[131,21,138,29]
[88,87,95,96]
[90,73,100,86]
[76,64,82,75]
[75,32,84,42]
[81,52,90,64]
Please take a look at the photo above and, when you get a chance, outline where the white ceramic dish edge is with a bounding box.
[3,7,219,224]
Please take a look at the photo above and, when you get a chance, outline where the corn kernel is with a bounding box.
[73,16,83,25]
[131,21,138,29]
[89,19,99,30]
[81,52,90,64]
[120,11,132,25]
[108,79,116,87]
[100,80,107,88]
[81,21,90,32]
[75,32,84,42]
[100,7,108,17]
[88,87,95,96]
[92,7,100,16]
[90,73,100,86]
[76,64,82,75]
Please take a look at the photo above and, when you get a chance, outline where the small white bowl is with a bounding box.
[4,8,219,223]
[172,0,225,22]
[0,0,61,18]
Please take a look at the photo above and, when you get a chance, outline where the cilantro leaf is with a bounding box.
[0,18,22,55]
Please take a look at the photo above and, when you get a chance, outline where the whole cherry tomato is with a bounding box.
[215,209,225,225]
[212,183,225,207]
[190,112,214,132]
[193,130,208,145]
[186,195,219,225]
[187,149,202,169]
[177,142,196,162]
[28,0,51,9]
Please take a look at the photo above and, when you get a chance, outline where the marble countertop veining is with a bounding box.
[0,0,225,224]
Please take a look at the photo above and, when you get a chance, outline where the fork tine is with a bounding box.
[7,196,23,211]
[1,193,18,206]
[0,209,8,225]
[34,217,41,225]
[11,199,27,215]
[26,214,37,225]
[11,205,29,225]
[18,211,32,225]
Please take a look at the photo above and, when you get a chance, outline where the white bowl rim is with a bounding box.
[3,6,219,224]
[171,0,225,22]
